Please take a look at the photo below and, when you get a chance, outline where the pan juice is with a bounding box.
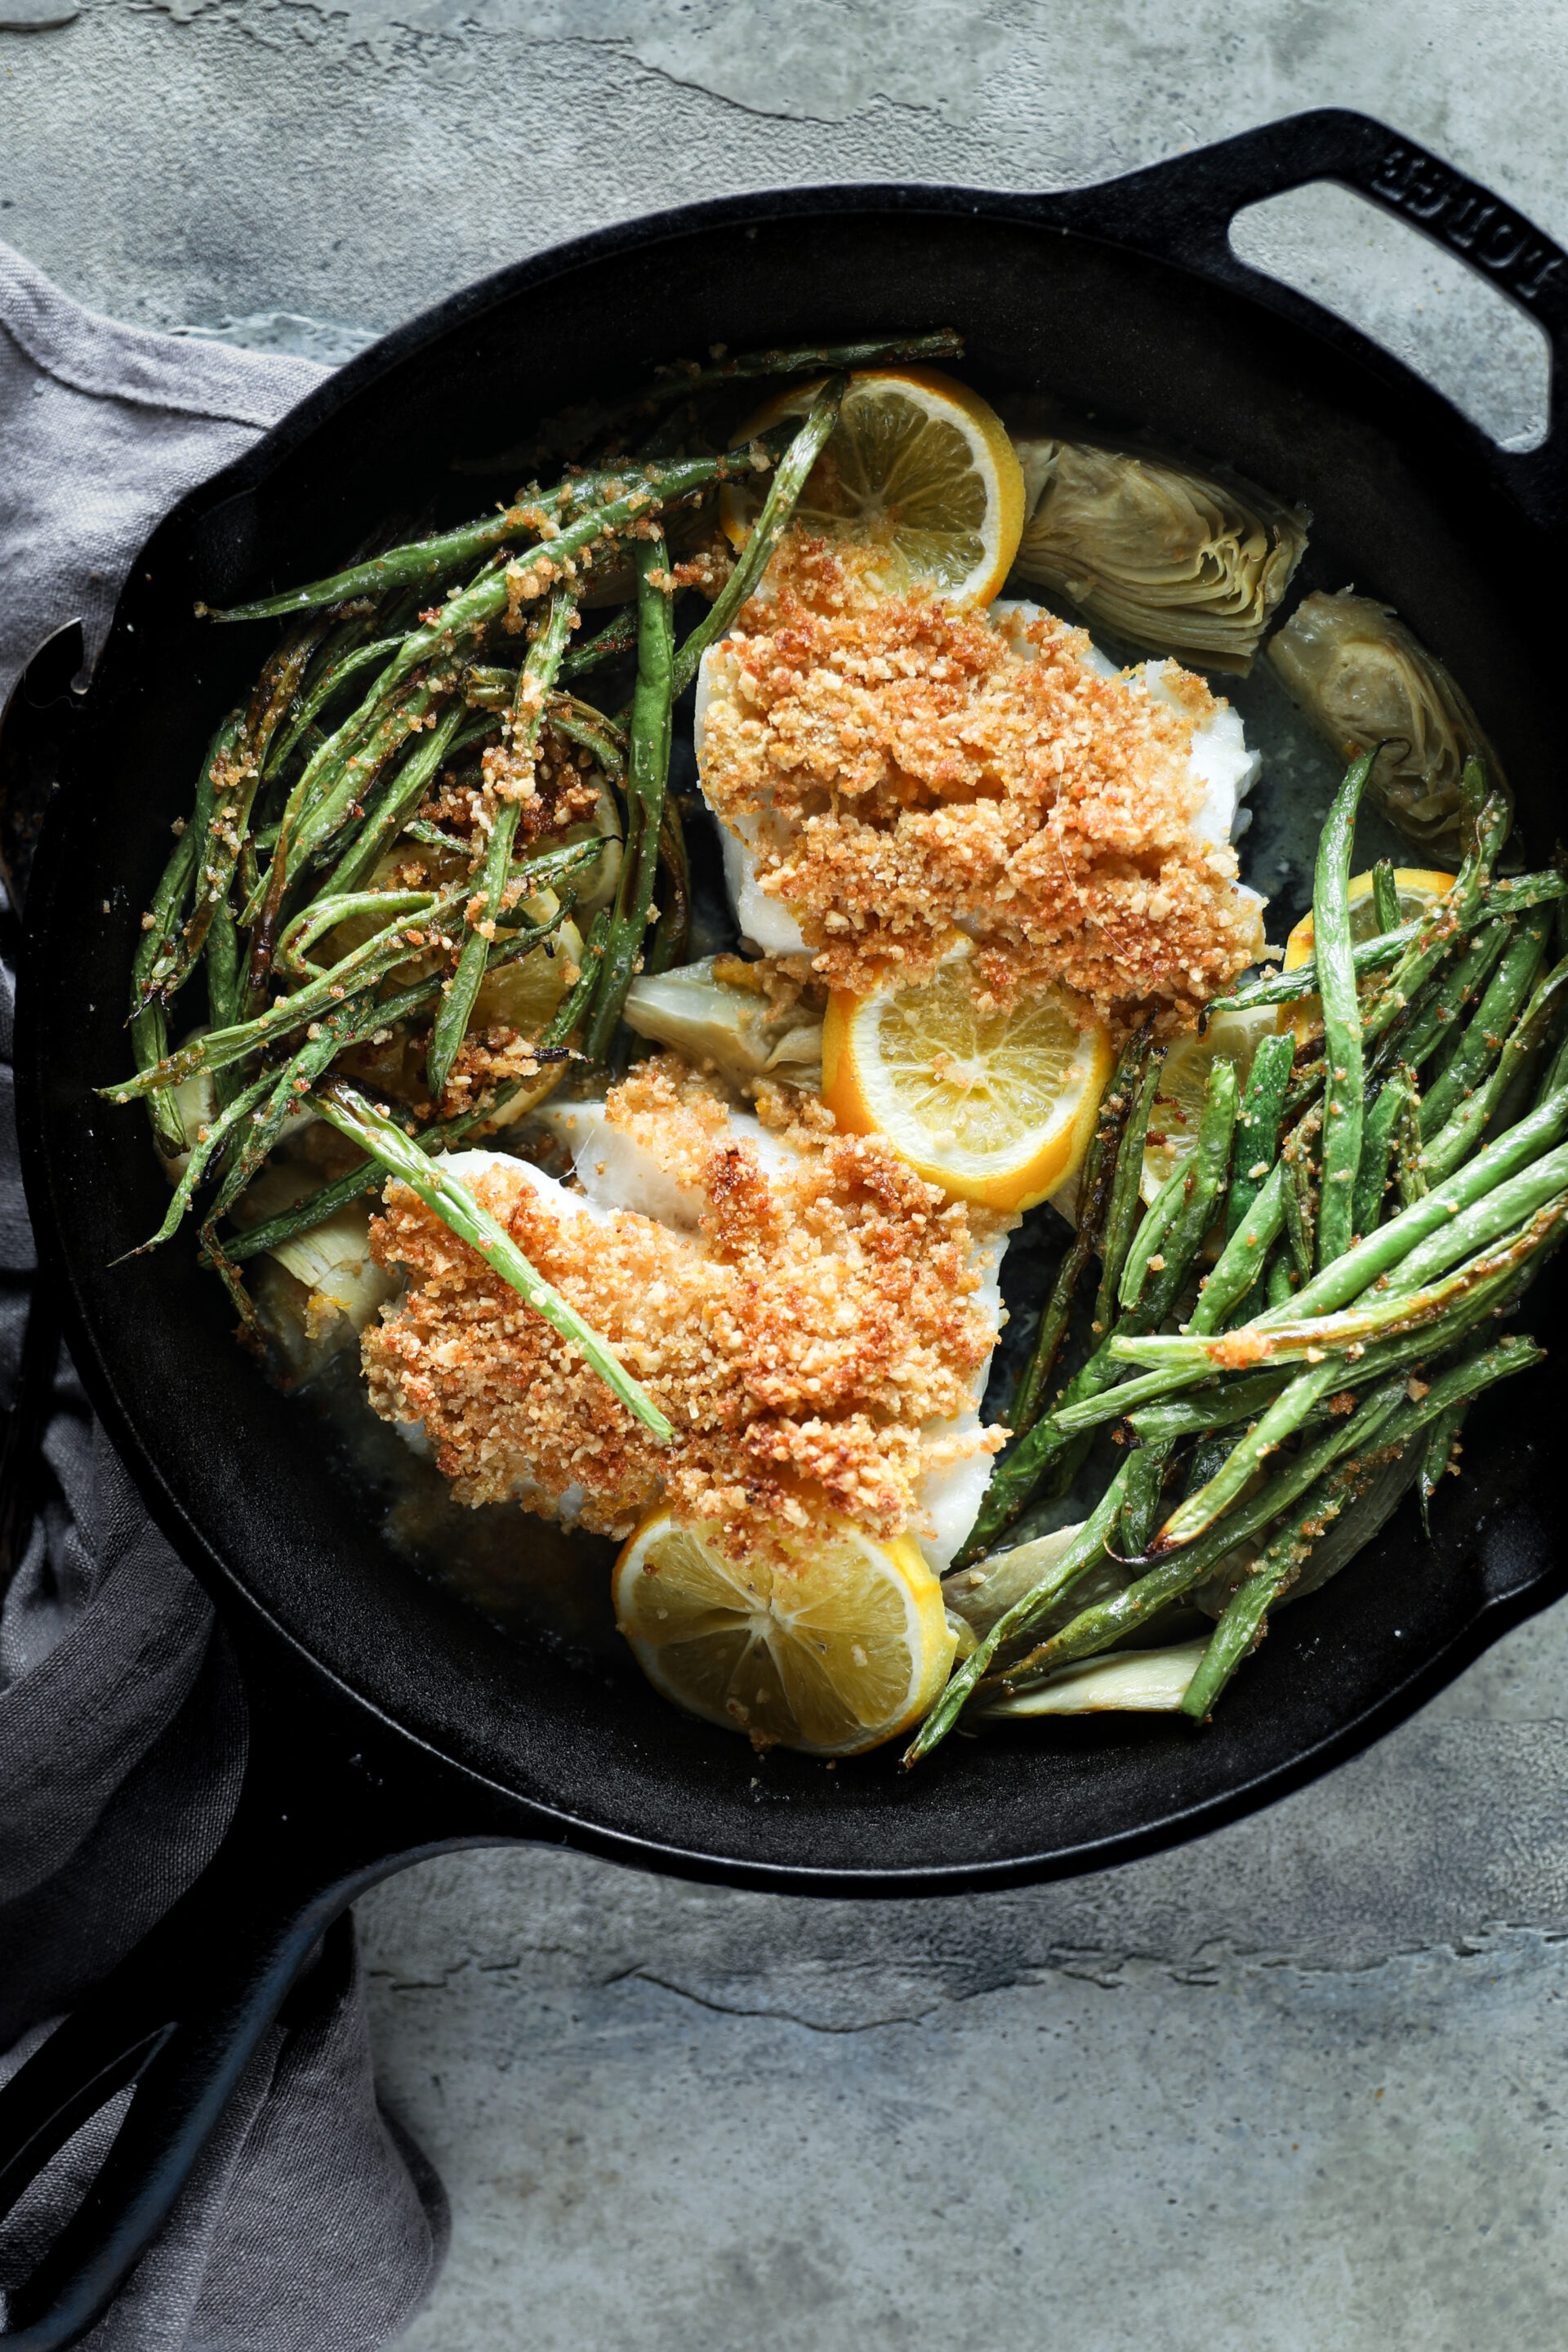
[297,1345,630,1676]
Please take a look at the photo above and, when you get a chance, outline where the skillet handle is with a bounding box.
[0,1636,516,2350]
[1048,107,1568,534]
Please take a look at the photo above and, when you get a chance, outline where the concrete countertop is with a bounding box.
[7,3,1568,2343]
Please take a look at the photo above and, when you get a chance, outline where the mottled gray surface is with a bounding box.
[358,1621,1568,2352]
[9,1,1568,2343]
[1,0,1564,450]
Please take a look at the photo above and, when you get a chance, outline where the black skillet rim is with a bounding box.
[17,135,1568,1895]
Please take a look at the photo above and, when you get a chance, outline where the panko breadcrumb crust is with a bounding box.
[362,1059,1009,1561]
[698,540,1264,1032]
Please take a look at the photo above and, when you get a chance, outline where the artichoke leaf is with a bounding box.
[1265,590,1508,861]
[942,1526,1144,1660]
[1010,436,1309,673]
[970,1640,1208,1718]
[622,956,823,1089]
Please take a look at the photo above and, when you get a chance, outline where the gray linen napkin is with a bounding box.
[0,243,448,2348]
[0,239,325,711]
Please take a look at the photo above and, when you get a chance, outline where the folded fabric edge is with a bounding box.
[0,239,332,430]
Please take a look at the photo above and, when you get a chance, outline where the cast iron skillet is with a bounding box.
[4,108,1568,2348]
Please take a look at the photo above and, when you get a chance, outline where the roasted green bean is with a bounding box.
[1118,1156,1185,1312]
[1009,1030,1150,1440]
[670,376,845,699]
[955,1058,1235,1566]
[904,1461,1134,1765]
[1422,946,1568,1182]
[265,635,404,782]
[1190,1162,1286,1336]
[324,699,468,900]
[1094,1038,1162,1327]
[1282,1100,1319,1280]
[1209,871,1560,1025]
[1417,1400,1467,1537]
[225,906,608,1265]
[206,429,785,625]
[1179,1454,1397,1719]
[1004,1374,1414,1684]
[313,1080,674,1440]
[1155,1358,1348,1550]
[1419,907,1550,1138]
[1351,1066,1412,1240]
[127,1070,276,1255]
[1113,1188,1567,1374]
[1177,1336,1540,1717]
[583,537,675,1058]
[1314,753,1375,1265]
[1117,1440,1174,1556]
[130,810,204,1151]
[1227,1031,1294,1237]
[559,608,638,679]
[427,588,577,1100]
[1371,858,1401,936]
[1396,917,1510,1073]
[648,795,691,977]
[1256,1082,1568,1324]
[1363,779,1512,1040]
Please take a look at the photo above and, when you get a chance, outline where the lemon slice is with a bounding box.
[614,1512,956,1755]
[720,366,1025,608]
[1142,1004,1283,1203]
[1279,866,1455,1048]
[822,957,1113,1214]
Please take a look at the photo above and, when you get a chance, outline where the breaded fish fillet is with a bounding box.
[362,1058,1012,1570]
[694,545,1265,1032]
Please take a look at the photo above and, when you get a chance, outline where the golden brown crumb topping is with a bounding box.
[362,1058,1007,1558]
[697,538,1264,1031]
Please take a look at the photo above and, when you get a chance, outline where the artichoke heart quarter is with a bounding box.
[1265,590,1508,859]
[1010,438,1309,673]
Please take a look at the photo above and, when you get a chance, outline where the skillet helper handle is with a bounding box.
[1049,106,1568,534]
[0,1650,510,2351]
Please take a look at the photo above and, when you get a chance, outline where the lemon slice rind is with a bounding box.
[823,960,1113,1214]
[614,1514,956,1757]
[720,366,1025,609]
[1140,1004,1281,1205]
[1278,867,1456,1049]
